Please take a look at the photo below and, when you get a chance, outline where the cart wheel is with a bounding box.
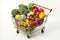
[41,29,44,33]
[27,35,30,38]
[16,30,19,34]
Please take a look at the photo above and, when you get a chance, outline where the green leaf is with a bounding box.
[28,3,32,12]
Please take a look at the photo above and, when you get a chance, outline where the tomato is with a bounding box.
[36,11,40,15]
[29,15,33,19]
[35,18,39,21]
[32,9,37,14]
[39,8,44,12]
[31,17,35,21]
[29,20,33,22]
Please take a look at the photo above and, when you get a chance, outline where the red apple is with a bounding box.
[30,21,38,28]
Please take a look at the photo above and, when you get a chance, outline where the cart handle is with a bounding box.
[32,3,52,12]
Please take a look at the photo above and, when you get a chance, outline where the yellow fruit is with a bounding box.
[17,21,24,26]
[39,12,46,19]
[24,23,27,27]
[20,22,24,26]
[17,21,21,26]
[25,19,29,23]
[27,23,30,27]
[15,14,20,20]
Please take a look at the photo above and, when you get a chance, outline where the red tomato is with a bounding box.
[32,9,37,14]
[39,8,44,12]
[36,11,40,15]
[29,20,33,23]
[31,17,35,21]
[35,18,39,21]
[29,16,33,19]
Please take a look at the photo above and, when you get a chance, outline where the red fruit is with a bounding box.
[36,11,40,15]
[31,17,35,21]
[32,9,37,14]
[30,21,38,28]
[29,20,33,22]
[35,18,39,21]
[37,18,41,24]
[39,8,44,12]
[35,18,41,24]
[29,16,33,19]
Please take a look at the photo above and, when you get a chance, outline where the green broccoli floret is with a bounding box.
[18,4,29,15]
[11,9,19,17]
[19,4,28,9]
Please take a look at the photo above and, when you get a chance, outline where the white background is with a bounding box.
[0,0,60,40]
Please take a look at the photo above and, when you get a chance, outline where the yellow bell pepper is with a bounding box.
[39,12,46,19]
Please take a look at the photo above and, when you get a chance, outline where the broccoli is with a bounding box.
[18,4,29,15]
[19,4,28,9]
[11,9,19,17]
[11,3,32,17]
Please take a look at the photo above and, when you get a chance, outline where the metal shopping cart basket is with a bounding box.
[11,3,52,38]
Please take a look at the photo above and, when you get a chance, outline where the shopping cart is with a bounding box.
[12,3,52,38]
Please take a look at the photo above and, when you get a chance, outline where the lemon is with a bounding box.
[39,12,46,19]
[15,14,20,20]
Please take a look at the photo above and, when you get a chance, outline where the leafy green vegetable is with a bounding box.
[33,14,39,18]
[18,4,29,15]
[28,3,32,12]
[11,9,19,17]
[19,26,27,32]
[19,4,28,9]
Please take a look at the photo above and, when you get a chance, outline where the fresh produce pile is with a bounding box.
[11,3,46,32]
